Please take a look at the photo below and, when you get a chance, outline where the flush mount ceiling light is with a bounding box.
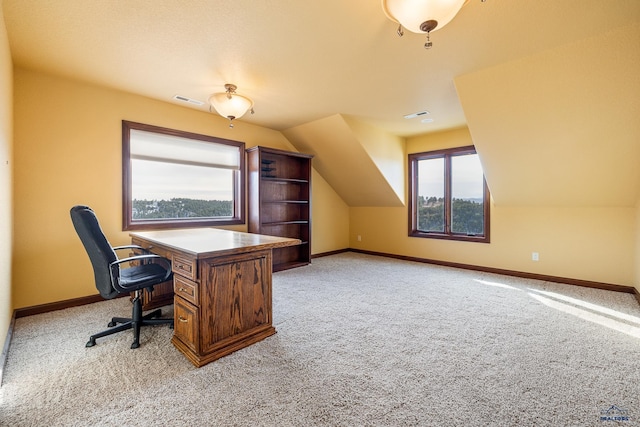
[382,0,485,49]
[208,84,254,128]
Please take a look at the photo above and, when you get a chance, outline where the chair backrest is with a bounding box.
[70,205,120,299]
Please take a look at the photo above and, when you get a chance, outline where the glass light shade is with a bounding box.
[209,92,254,120]
[382,0,467,33]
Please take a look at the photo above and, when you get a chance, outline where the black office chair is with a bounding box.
[70,205,174,349]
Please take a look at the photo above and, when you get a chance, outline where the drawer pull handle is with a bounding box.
[179,287,186,292]
[178,316,188,323]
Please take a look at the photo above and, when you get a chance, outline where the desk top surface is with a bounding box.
[130,228,301,258]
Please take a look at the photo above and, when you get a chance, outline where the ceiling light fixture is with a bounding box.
[382,0,486,49]
[208,84,254,128]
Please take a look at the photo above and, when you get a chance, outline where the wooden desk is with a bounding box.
[130,228,300,367]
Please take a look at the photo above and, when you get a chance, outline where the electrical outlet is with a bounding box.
[357,235,362,242]
[532,252,539,262]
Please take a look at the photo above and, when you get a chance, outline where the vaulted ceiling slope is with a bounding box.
[3,1,640,209]
[456,22,640,207]
[283,115,405,207]
[4,1,638,136]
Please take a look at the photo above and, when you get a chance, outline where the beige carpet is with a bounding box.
[1,252,639,426]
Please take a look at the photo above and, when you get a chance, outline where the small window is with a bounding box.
[409,146,490,242]
[122,121,245,230]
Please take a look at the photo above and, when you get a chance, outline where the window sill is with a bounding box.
[409,230,490,243]
[124,217,244,231]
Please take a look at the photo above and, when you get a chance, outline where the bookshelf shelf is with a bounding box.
[247,146,313,271]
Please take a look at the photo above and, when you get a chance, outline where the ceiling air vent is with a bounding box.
[173,95,204,106]
[403,110,430,119]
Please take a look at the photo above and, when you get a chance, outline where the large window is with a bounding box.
[409,146,490,242]
[122,121,245,230]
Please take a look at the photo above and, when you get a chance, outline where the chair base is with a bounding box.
[86,295,173,349]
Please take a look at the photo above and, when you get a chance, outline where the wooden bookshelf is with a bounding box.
[247,146,313,271]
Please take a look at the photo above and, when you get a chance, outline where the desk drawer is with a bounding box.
[174,297,199,354]
[174,276,198,306]
[173,254,197,280]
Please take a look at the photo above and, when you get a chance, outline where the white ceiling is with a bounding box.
[3,0,640,137]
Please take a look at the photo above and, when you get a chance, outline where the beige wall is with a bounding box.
[636,201,640,292]
[350,127,637,287]
[452,24,640,292]
[8,65,640,311]
[0,5,13,337]
[341,115,406,205]
[12,68,349,309]
[455,23,640,208]
[311,168,350,254]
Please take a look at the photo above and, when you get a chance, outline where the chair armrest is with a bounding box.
[109,254,172,292]
[113,244,148,253]
[113,253,164,265]
[112,254,171,273]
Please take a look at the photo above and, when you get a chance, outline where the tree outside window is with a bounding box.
[409,146,490,243]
